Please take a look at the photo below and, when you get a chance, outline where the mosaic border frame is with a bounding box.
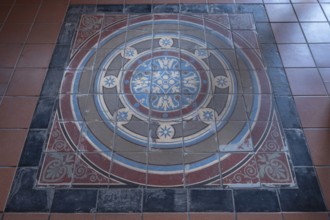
[5,4,326,213]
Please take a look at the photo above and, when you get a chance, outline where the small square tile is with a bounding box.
[190,213,234,220]
[286,68,327,95]
[301,23,330,43]
[6,4,39,23]
[237,213,282,220]
[17,44,54,68]
[0,167,16,211]
[3,213,49,220]
[96,214,141,220]
[0,129,28,166]
[282,213,329,220]
[265,4,297,22]
[0,23,31,43]
[27,23,62,44]
[189,190,233,212]
[0,44,23,67]
[293,3,327,21]
[35,3,68,23]
[294,96,330,128]
[316,167,330,210]
[0,68,13,83]
[0,97,38,128]
[6,68,47,96]
[271,23,305,43]
[143,213,187,220]
[322,3,330,20]
[278,44,315,67]
[50,213,94,220]
[310,44,330,67]
[319,68,330,82]
[304,128,330,165]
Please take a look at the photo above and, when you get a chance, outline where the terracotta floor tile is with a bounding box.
[0,5,12,23]
[35,4,67,23]
[3,213,49,220]
[17,44,54,68]
[286,68,327,95]
[304,128,330,165]
[190,213,234,220]
[271,23,305,43]
[294,96,330,128]
[237,213,282,220]
[316,167,330,210]
[126,0,152,3]
[0,129,28,166]
[282,212,329,220]
[50,213,94,220]
[301,23,330,43]
[278,44,315,67]
[293,3,327,21]
[0,23,31,44]
[6,68,47,96]
[27,23,61,44]
[310,44,330,67]
[96,213,141,220]
[0,44,23,68]
[15,0,42,4]
[322,4,330,20]
[6,4,39,23]
[0,167,16,211]
[143,213,187,220]
[0,96,38,128]
[265,4,297,22]
[0,68,13,83]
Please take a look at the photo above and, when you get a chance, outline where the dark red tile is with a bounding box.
[0,4,12,23]
[3,213,49,220]
[310,44,330,67]
[6,68,47,96]
[304,128,330,165]
[237,213,282,220]
[190,213,234,220]
[27,23,62,44]
[293,3,327,21]
[301,23,330,43]
[0,68,13,83]
[0,96,38,128]
[96,214,141,220]
[271,23,305,43]
[294,96,330,128]
[282,213,329,220]
[0,44,23,67]
[0,167,16,211]
[143,213,187,220]
[286,68,327,95]
[35,3,68,23]
[6,4,39,23]
[17,44,54,68]
[50,213,94,220]
[265,4,297,22]
[0,23,31,43]
[278,44,315,68]
[316,167,330,210]
[0,129,28,166]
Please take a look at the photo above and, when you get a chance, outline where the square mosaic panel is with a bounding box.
[36,12,295,188]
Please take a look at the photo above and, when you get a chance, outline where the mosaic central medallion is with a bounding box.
[38,14,295,188]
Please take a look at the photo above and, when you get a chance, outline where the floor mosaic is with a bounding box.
[5,4,326,213]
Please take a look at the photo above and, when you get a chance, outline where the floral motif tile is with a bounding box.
[37,13,294,188]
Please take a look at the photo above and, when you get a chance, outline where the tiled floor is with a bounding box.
[0,0,329,219]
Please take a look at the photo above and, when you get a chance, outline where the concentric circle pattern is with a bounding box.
[38,14,294,187]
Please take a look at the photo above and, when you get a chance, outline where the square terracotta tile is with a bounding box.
[0,167,16,211]
[0,68,13,83]
[6,4,39,23]
[96,213,141,220]
[6,68,47,96]
[0,23,31,43]
[265,4,297,22]
[0,129,28,166]
[143,213,187,220]
[310,44,330,67]
[17,44,54,68]
[282,212,329,220]
[190,213,234,220]
[316,167,330,210]
[0,5,11,23]
[0,96,38,128]
[237,213,282,220]
[294,96,330,128]
[0,44,23,67]
[271,23,305,43]
[301,23,330,43]
[35,3,67,23]
[278,44,315,67]
[304,128,330,165]
[50,213,94,220]
[293,3,327,21]
[27,23,62,44]
[3,213,49,220]
[286,68,327,95]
